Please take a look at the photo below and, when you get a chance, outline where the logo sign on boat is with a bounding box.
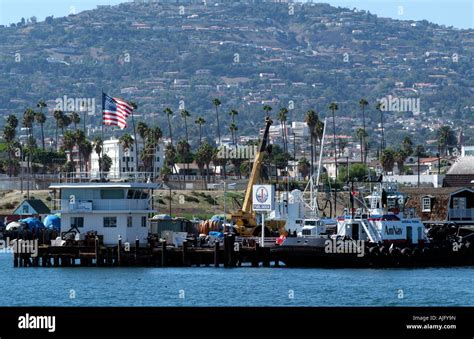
[252,185,274,211]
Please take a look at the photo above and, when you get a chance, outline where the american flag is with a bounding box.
[102,92,133,129]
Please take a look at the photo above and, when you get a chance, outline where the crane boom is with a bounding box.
[241,116,273,213]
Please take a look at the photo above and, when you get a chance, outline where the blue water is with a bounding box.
[1,253,473,306]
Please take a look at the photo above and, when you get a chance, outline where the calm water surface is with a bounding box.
[0,253,472,306]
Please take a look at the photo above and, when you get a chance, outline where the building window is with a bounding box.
[122,156,126,162]
[141,216,147,228]
[71,217,84,228]
[22,205,28,214]
[422,197,432,212]
[122,167,126,172]
[453,197,466,210]
[127,216,133,228]
[104,216,117,228]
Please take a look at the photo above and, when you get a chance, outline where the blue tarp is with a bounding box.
[209,231,224,238]
[210,215,224,223]
[44,215,61,232]
[19,217,45,231]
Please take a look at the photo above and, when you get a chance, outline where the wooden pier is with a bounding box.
[11,234,281,268]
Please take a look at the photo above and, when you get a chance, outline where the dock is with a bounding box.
[11,235,281,268]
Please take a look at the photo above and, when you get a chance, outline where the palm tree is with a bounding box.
[163,108,174,145]
[137,121,149,152]
[75,129,86,172]
[304,110,318,176]
[195,117,206,144]
[263,104,272,118]
[228,110,238,147]
[3,117,17,177]
[297,157,310,179]
[34,112,46,151]
[177,139,191,187]
[180,109,191,143]
[70,112,80,130]
[79,139,93,173]
[355,128,368,163]
[196,141,214,184]
[402,136,413,156]
[93,136,103,175]
[212,98,222,144]
[438,125,455,156]
[53,110,63,151]
[278,107,288,154]
[376,102,385,153]
[359,98,369,163]
[59,114,71,136]
[119,133,134,173]
[143,126,163,179]
[36,100,47,149]
[380,148,396,173]
[394,150,407,174]
[62,130,76,170]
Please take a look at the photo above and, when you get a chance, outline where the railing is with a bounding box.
[235,236,279,248]
[56,199,150,212]
[449,208,474,220]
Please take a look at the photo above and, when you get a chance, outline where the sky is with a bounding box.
[0,0,472,29]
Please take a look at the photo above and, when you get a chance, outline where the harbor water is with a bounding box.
[0,253,473,307]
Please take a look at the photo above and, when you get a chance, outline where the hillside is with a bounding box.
[0,0,473,147]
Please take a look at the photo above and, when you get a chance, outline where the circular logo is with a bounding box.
[256,186,269,203]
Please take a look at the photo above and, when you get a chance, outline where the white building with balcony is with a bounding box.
[90,137,164,179]
[50,183,158,245]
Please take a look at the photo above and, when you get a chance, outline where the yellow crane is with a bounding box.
[230,116,285,236]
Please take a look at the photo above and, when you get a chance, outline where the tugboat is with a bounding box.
[274,180,474,268]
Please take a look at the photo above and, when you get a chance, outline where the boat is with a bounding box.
[273,180,474,268]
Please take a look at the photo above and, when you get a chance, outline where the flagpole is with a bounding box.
[101,89,104,181]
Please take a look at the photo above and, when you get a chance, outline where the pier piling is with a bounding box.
[214,241,220,267]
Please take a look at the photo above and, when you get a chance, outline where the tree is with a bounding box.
[195,117,206,144]
[75,129,86,172]
[394,150,407,174]
[402,136,413,156]
[338,139,348,157]
[70,112,80,130]
[438,125,456,156]
[119,133,134,173]
[196,141,214,184]
[359,98,369,163]
[36,100,47,150]
[62,130,76,171]
[163,107,174,145]
[180,109,191,143]
[136,121,149,154]
[53,110,63,151]
[100,154,112,177]
[3,117,17,177]
[304,110,318,176]
[380,148,396,173]
[355,128,368,163]
[228,110,239,147]
[93,136,103,174]
[79,139,93,173]
[177,139,191,186]
[297,157,310,178]
[212,98,222,144]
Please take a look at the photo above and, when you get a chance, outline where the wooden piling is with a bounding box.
[182,240,188,267]
[13,253,19,268]
[252,243,259,267]
[94,236,100,267]
[135,238,139,263]
[117,237,122,266]
[161,240,167,267]
[214,241,220,267]
[223,234,230,268]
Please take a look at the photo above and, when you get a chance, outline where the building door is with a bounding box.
[352,223,359,240]
[407,226,413,243]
